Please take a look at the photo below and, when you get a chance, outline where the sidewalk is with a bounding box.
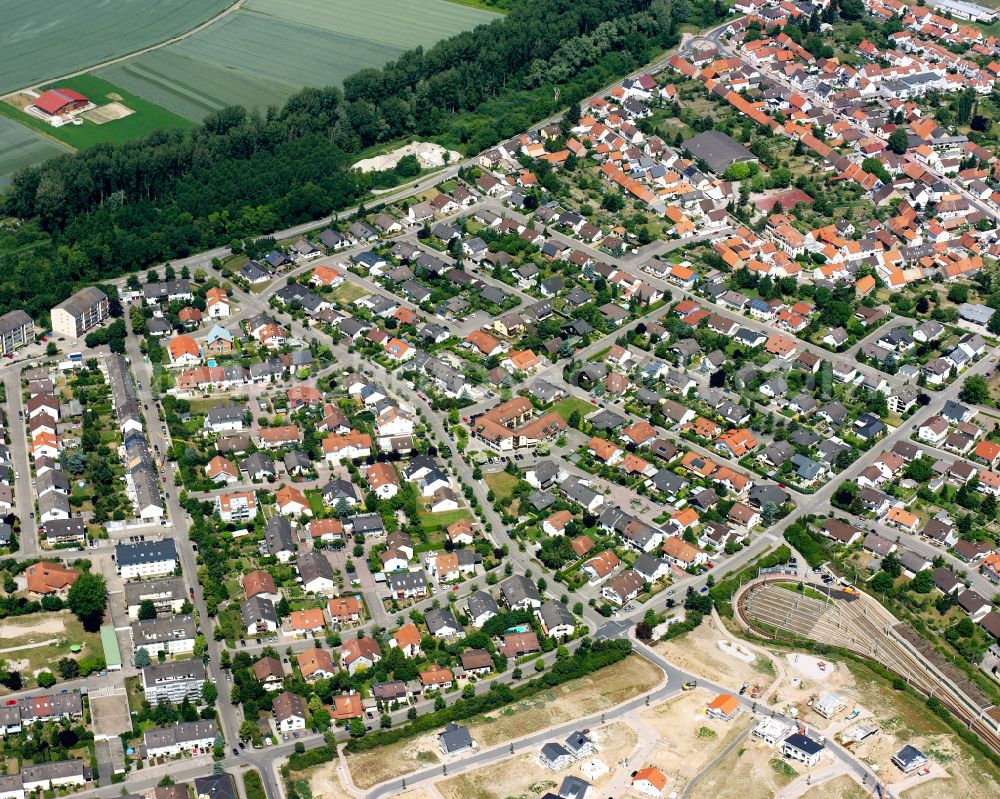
[774,762,850,799]
[351,648,669,798]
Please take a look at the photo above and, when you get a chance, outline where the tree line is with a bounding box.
[0,0,727,321]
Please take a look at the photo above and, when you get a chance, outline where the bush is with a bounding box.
[783,523,826,568]
[288,745,337,771]
[344,640,632,753]
[243,770,266,799]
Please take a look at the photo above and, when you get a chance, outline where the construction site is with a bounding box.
[735,574,1000,756]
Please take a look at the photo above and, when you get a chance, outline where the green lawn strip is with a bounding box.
[484,471,518,501]
[418,508,472,532]
[0,74,194,150]
[552,396,594,423]
[772,581,831,603]
[304,489,325,517]
[438,0,511,12]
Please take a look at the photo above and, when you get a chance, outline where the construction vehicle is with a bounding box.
[842,585,860,597]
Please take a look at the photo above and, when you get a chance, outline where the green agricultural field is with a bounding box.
[0,116,68,187]
[96,0,499,121]
[0,0,232,94]
[0,75,195,149]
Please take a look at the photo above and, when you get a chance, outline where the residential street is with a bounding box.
[7,9,1000,799]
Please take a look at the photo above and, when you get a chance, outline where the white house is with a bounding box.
[143,720,217,759]
[781,733,824,767]
[115,540,177,580]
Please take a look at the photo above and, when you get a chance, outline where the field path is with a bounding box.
[0,0,248,101]
[682,721,754,799]
[0,638,59,654]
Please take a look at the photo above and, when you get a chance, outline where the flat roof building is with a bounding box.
[142,659,207,705]
[115,539,177,579]
[100,625,122,671]
[683,130,757,174]
[928,0,996,21]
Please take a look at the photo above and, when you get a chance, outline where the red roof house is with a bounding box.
[32,88,89,116]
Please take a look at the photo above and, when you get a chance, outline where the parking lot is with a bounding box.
[90,689,133,739]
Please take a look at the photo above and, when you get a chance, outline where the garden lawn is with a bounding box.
[484,471,519,501]
[552,396,594,423]
[418,508,473,532]
[305,489,325,517]
[332,282,371,305]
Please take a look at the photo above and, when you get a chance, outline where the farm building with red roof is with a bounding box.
[32,88,89,117]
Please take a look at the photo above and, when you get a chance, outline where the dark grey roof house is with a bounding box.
[683,130,757,173]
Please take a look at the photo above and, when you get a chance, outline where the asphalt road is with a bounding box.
[121,313,242,750]
[12,12,993,798]
[363,634,882,799]
[3,367,37,558]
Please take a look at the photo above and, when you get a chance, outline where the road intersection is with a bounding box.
[4,14,998,799]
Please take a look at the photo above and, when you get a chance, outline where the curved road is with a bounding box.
[364,637,881,799]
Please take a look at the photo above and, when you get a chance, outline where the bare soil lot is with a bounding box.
[90,692,133,737]
[81,102,134,124]
[345,732,441,790]
[437,722,637,799]
[801,775,869,799]
[305,756,438,799]
[639,689,750,790]
[354,141,461,173]
[841,663,1000,799]
[305,759,385,799]
[345,655,661,789]
[655,619,775,688]
[690,738,798,799]
[437,753,557,799]
[0,613,67,638]
[470,654,661,747]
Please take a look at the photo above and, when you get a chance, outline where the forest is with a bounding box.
[0,0,727,322]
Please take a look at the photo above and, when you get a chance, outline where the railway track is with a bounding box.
[738,580,1000,755]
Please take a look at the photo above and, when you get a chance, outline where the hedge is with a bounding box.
[782,523,827,568]
[343,639,632,753]
[243,770,267,799]
[662,611,703,640]
[288,745,337,771]
[709,544,791,617]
